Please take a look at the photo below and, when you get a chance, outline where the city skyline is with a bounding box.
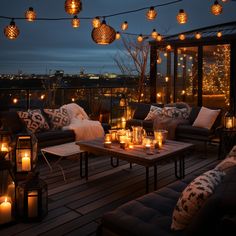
[0,0,236,74]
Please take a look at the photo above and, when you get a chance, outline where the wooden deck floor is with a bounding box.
[1,142,220,236]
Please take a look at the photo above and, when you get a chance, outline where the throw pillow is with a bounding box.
[171,169,225,231]
[192,106,220,130]
[17,109,50,133]
[44,108,70,130]
[144,105,163,121]
[162,107,189,119]
[61,103,89,121]
[215,156,236,172]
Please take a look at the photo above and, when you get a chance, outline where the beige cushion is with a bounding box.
[171,169,225,231]
[192,106,220,130]
[144,105,162,121]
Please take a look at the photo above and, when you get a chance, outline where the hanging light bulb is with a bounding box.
[146,7,157,20]
[221,0,229,2]
[71,15,80,28]
[211,1,223,15]
[151,29,158,39]
[91,19,116,45]
[116,31,121,40]
[137,34,143,43]
[121,21,128,31]
[217,31,223,37]
[179,34,185,40]
[92,16,101,28]
[156,33,162,42]
[4,19,20,40]
[176,9,188,24]
[166,44,172,50]
[25,7,36,22]
[195,32,202,39]
[65,0,82,15]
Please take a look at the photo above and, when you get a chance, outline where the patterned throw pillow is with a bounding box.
[17,109,50,133]
[144,105,163,121]
[44,108,70,130]
[171,169,225,231]
[215,155,236,172]
[163,107,189,119]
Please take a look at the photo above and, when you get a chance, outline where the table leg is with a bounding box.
[41,151,53,172]
[146,167,149,193]
[80,152,89,180]
[154,165,157,190]
[110,157,119,167]
[80,154,83,178]
[85,152,88,180]
[175,156,185,179]
[130,163,132,169]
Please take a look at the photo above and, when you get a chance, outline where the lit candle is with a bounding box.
[105,134,112,142]
[121,117,126,129]
[104,141,112,148]
[129,143,134,149]
[226,118,233,129]
[120,141,126,149]
[158,139,163,149]
[22,153,31,171]
[1,143,9,152]
[0,197,12,224]
[28,191,38,218]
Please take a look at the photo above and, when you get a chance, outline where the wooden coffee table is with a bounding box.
[77,139,194,193]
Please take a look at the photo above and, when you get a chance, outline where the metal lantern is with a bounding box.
[0,156,16,226]
[17,172,48,222]
[121,21,128,31]
[146,7,157,21]
[224,111,235,129]
[91,20,116,45]
[14,134,37,177]
[71,15,80,28]
[4,19,20,40]
[151,29,158,39]
[25,7,36,22]
[211,1,223,15]
[176,9,188,24]
[92,17,101,28]
[65,0,82,15]
[0,131,12,161]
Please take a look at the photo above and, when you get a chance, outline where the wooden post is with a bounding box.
[149,44,157,103]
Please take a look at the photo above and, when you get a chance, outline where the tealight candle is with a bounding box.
[0,197,12,224]
[129,143,134,149]
[104,141,112,148]
[22,153,31,171]
[120,141,126,149]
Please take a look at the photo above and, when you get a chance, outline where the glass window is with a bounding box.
[202,44,230,108]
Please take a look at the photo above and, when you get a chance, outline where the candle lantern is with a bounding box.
[0,156,16,226]
[224,111,235,129]
[14,134,37,178]
[0,131,12,161]
[16,172,48,222]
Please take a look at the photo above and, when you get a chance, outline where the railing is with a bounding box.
[0,86,151,126]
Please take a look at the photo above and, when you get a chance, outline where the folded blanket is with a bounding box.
[153,115,189,140]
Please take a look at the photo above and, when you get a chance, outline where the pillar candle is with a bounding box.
[22,154,31,171]
[0,197,12,224]
[28,191,38,218]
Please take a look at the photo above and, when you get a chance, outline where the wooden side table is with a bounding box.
[218,128,236,159]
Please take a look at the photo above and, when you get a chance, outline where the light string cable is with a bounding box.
[0,0,183,21]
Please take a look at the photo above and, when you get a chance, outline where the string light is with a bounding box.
[157,56,162,64]
[217,31,223,37]
[166,44,172,50]
[71,15,80,28]
[121,21,128,31]
[176,9,188,24]
[179,33,185,40]
[115,31,121,40]
[4,19,20,40]
[25,7,36,22]
[195,32,202,39]
[221,0,229,2]
[211,1,223,15]
[65,0,82,15]
[146,7,157,20]
[92,16,101,28]
[151,29,158,39]
[91,19,116,45]
[156,34,162,42]
[137,34,143,43]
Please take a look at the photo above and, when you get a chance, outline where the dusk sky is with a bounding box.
[0,0,236,75]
